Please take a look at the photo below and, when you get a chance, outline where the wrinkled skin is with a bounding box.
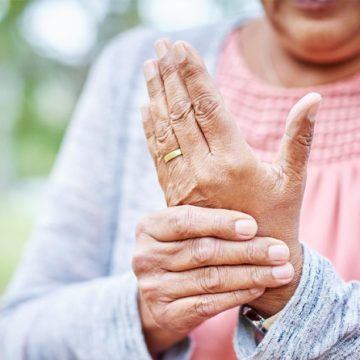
[133,206,292,356]
[142,39,322,315]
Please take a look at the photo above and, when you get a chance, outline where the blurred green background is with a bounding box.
[0,0,261,293]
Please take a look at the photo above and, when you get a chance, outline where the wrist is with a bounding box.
[250,242,303,316]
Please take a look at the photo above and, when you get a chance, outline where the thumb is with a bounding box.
[276,92,322,178]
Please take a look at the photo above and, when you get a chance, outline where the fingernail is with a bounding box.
[249,288,265,296]
[173,41,187,63]
[272,263,294,280]
[155,40,169,58]
[268,245,290,261]
[235,219,257,238]
[287,92,322,126]
[305,92,322,122]
[307,99,321,123]
[144,60,157,81]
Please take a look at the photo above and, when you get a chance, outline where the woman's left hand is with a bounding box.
[142,39,322,315]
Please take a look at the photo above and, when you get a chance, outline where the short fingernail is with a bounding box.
[249,288,265,296]
[307,101,321,122]
[155,39,169,58]
[144,60,157,81]
[173,41,187,63]
[268,245,290,261]
[306,92,322,122]
[272,263,294,280]
[235,219,257,238]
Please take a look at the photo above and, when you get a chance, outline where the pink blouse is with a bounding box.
[190,29,360,359]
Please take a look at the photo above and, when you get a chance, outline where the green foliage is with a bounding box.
[0,0,141,293]
[0,0,141,179]
[0,198,34,293]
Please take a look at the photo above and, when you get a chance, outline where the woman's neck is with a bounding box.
[239,19,360,88]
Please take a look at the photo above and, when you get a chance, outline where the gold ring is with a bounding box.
[164,149,182,163]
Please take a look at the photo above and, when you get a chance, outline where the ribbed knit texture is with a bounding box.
[219,30,360,165]
[0,19,359,360]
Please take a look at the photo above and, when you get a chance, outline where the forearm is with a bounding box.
[0,272,151,360]
[234,244,360,359]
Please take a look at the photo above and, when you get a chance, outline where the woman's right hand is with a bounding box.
[133,205,294,356]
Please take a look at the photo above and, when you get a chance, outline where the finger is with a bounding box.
[141,104,170,189]
[156,263,294,299]
[172,41,245,152]
[276,92,322,179]
[141,104,159,166]
[154,39,209,161]
[159,237,290,271]
[143,59,180,164]
[137,205,258,242]
[164,288,265,331]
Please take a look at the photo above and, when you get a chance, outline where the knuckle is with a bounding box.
[223,156,242,177]
[155,121,173,145]
[159,57,178,81]
[168,206,193,238]
[135,217,149,239]
[190,237,217,266]
[193,94,222,121]
[195,167,213,188]
[180,59,204,82]
[199,266,222,293]
[211,213,226,233]
[230,290,246,305]
[245,241,257,262]
[249,267,266,287]
[163,241,183,257]
[294,130,314,148]
[194,295,217,318]
[138,278,160,302]
[169,99,192,122]
[132,250,155,276]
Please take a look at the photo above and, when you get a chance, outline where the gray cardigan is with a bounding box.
[0,18,359,360]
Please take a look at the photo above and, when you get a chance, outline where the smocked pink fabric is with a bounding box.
[191,29,360,360]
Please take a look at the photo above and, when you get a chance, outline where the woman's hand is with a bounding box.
[141,39,322,314]
[133,206,293,356]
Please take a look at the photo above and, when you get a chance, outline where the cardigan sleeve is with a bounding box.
[0,30,156,360]
[234,244,360,360]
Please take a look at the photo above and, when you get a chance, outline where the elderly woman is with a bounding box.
[1,0,359,359]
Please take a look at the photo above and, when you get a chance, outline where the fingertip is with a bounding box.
[249,288,265,296]
[154,38,172,58]
[143,59,158,81]
[288,92,322,121]
[305,92,322,123]
[174,40,191,50]
[305,92,323,103]
[173,40,203,64]
[173,41,189,63]
[272,263,295,281]
[268,243,290,262]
